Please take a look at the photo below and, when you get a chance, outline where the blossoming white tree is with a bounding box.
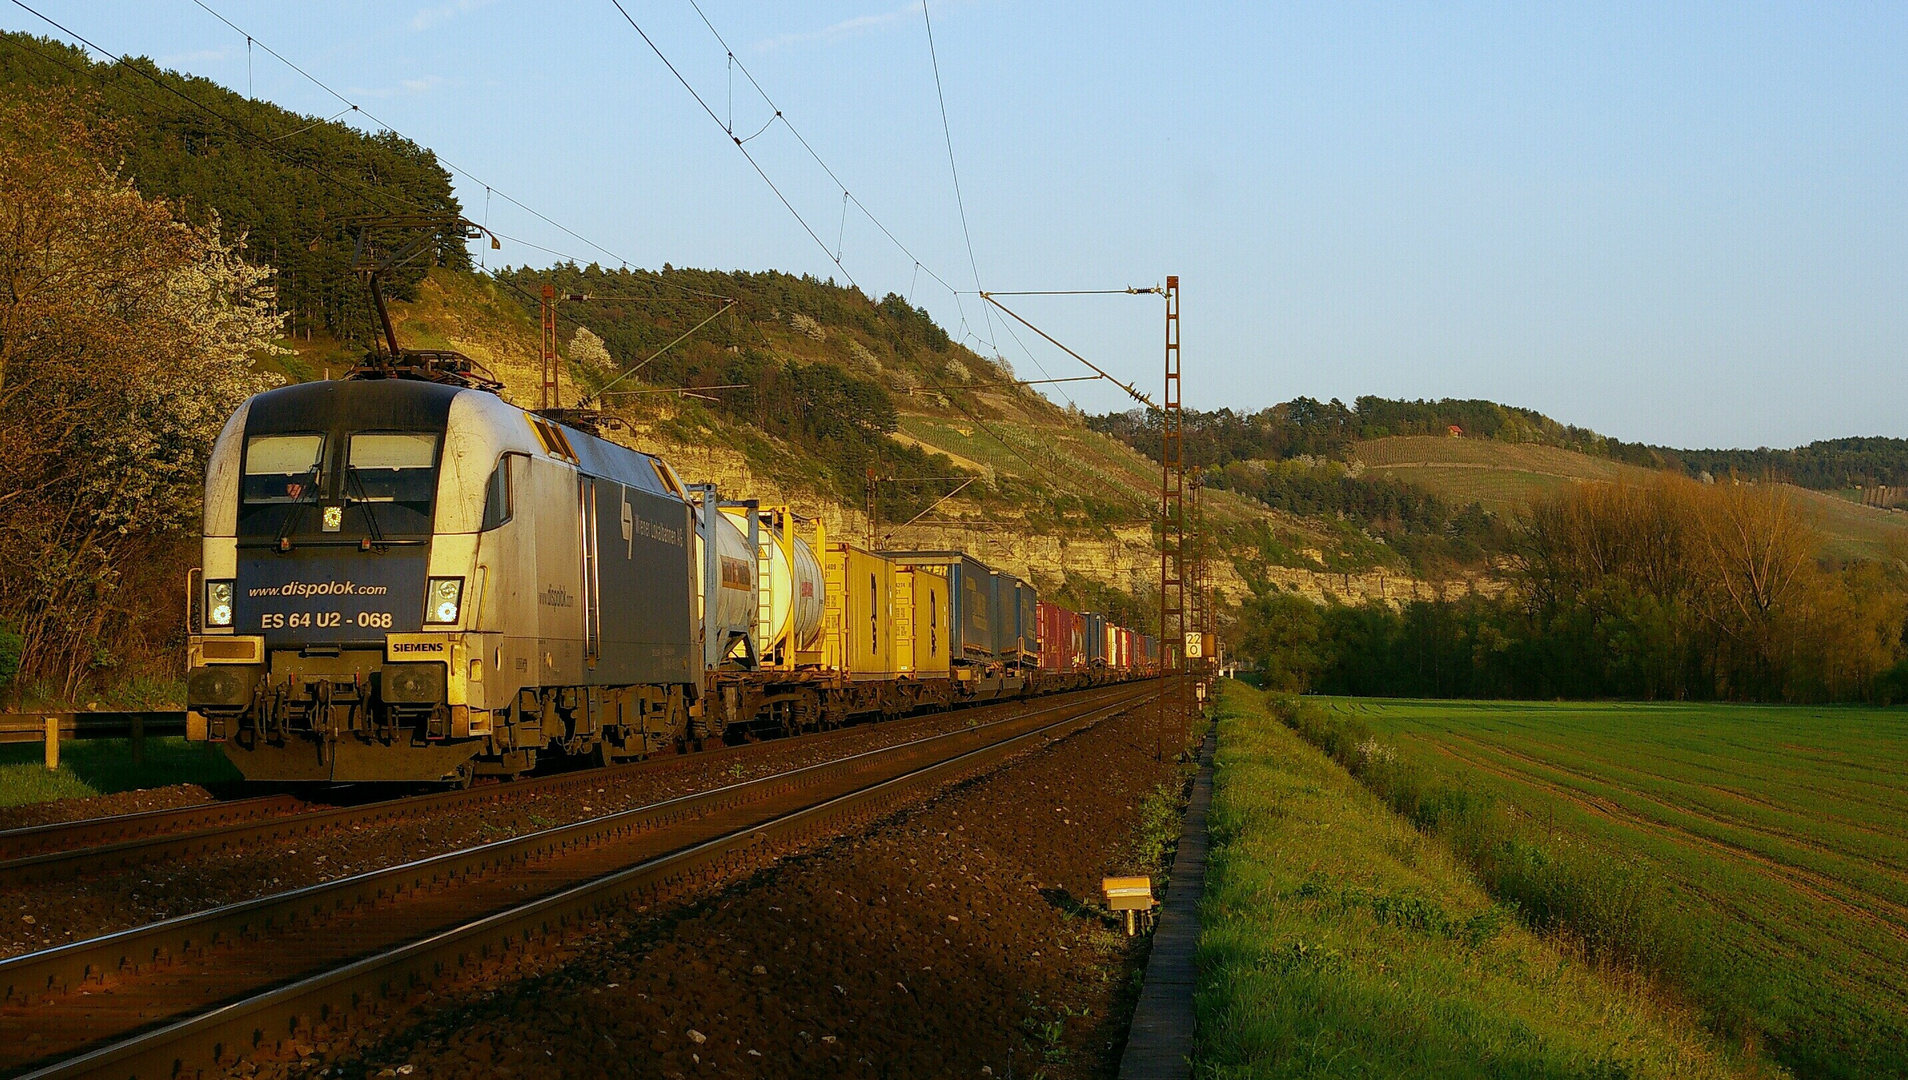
[0,90,280,697]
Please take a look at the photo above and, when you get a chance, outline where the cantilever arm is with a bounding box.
[978,293,1160,412]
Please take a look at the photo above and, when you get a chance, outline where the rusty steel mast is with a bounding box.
[540,284,560,410]
[977,282,1187,756]
[1158,276,1185,759]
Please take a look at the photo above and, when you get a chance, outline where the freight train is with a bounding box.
[184,358,1157,784]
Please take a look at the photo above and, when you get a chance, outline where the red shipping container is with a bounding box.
[1038,600,1082,672]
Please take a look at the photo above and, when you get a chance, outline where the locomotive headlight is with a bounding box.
[425,577,464,624]
[206,580,234,628]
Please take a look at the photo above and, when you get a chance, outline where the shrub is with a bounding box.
[0,621,21,691]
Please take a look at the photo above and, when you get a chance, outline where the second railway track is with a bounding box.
[0,687,1127,887]
[0,796,306,865]
[0,682,1155,1080]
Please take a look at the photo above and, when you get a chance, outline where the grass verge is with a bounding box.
[1194,681,1772,1079]
[0,737,240,808]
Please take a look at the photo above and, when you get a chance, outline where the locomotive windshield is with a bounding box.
[241,434,325,504]
[237,429,441,541]
[344,433,439,534]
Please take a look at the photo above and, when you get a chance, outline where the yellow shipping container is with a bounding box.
[823,543,896,680]
[894,564,950,678]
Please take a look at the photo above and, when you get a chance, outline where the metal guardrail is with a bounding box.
[0,713,185,746]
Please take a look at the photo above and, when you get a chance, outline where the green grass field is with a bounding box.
[0,737,239,808]
[1317,696,1908,1078]
[1195,682,1767,1079]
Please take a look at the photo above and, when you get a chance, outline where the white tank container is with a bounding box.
[722,508,824,654]
[694,508,756,660]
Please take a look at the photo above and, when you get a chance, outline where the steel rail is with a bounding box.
[0,684,1151,1078]
[0,796,303,863]
[0,684,1128,884]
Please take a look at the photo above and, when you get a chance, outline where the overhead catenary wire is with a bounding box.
[185,0,741,307]
[921,0,1011,369]
[11,0,1049,448]
[5,4,440,221]
[17,0,1129,446]
[981,291,1161,411]
[182,0,679,288]
[583,299,737,405]
[607,0,857,292]
[673,0,1001,352]
[980,288,1165,296]
[177,0,1074,406]
[930,372,1151,514]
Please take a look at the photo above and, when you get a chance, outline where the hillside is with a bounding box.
[0,32,467,346]
[0,22,1474,619]
[324,269,1476,621]
[37,29,1889,625]
[1354,435,1908,561]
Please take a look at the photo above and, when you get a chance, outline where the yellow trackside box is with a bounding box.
[824,542,896,680]
[894,564,950,678]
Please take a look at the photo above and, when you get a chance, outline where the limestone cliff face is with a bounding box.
[1254,566,1508,606]
[612,427,1253,606]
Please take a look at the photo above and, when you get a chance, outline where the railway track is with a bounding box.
[0,682,1154,1080]
[0,686,1128,887]
[0,796,306,864]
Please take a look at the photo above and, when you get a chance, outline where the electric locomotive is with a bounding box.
[185,358,745,783]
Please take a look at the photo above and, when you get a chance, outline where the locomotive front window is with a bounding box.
[242,434,325,503]
[344,433,440,535]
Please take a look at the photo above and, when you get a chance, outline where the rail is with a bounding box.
[1,683,1153,1079]
[0,796,303,863]
[0,685,1133,885]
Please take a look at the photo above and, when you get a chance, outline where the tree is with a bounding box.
[1234,591,1327,692]
[0,89,279,696]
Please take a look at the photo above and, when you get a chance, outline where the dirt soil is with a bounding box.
[0,785,217,831]
[0,701,1112,958]
[313,703,1197,1080]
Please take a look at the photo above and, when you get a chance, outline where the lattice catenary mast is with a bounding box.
[1159,275,1185,757]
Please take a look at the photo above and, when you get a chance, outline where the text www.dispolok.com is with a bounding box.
[247,581,390,598]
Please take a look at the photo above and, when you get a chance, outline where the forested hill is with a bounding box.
[0,31,465,344]
[1087,397,1657,469]
[1662,439,1908,490]
[488,261,1066,532]
[1089,399,1908,492]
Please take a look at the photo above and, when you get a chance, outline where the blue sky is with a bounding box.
[5,1,1904,448]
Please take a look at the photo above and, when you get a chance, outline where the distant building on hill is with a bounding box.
[1447,424,1463,438]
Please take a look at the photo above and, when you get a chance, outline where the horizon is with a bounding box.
[4,2,1904,450]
